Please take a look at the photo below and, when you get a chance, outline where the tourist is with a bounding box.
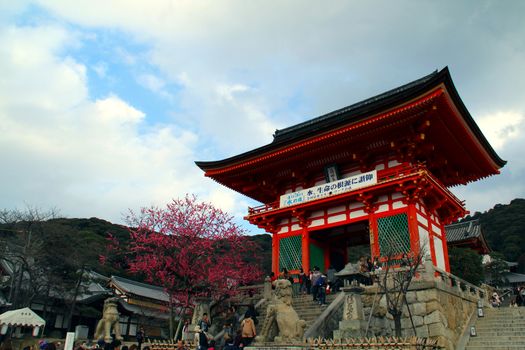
[245,304,259,325]
[240,314,256,347]
[310,266,321,302]
[307,270,313,294]
[229,306,240,331]
[269,272,277,283]
[194,325,201,350]
[366,257,374,272]
[316,274,327,305]
[326,265,336,292]
[299,268,308,294]
[373,257,382,271]
[195,325,208,350]
[400,253,409,267]
[222,333,236,350]
[233,330,243,350]
[182,319,191,342]
[519,286,525,307]
[221,321,234,350]
[136,327,145,350]
[491,292,501,307]
[199,313,211,333]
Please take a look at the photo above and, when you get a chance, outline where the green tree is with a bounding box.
[448,247,484,285]
[484,252,509,287]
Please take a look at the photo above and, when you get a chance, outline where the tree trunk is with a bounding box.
[169,298,174,339]
[174,318,183,341]
[66,266,85,331]
[42,285,51,319]
[393,312,402,337]
[13,265,24,308]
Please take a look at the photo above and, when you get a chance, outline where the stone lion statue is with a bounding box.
[95,297,123,342]
[256,279,307,343]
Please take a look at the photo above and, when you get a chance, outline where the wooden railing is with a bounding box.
[308,336,442,349]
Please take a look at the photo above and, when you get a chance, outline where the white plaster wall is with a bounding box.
[327,213,346,224]
[392,201,406,209]
[433,236,446,270]
[418,226,431,258]
[416,213,427,225]
[327,205,346,214]
[310,218,325,227]
[350,210,367,219]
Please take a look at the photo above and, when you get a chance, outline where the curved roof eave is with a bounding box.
[195,67,506,171]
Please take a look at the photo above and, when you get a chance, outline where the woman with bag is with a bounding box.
[240,314,256,347]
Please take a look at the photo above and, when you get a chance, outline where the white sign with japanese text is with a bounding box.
[279,170,377,208]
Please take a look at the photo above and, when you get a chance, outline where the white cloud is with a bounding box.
[0,23,213,224]
[2,0,524,228]
[476,110,524,150]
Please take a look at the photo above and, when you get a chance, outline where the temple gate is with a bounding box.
[196,67,505,275]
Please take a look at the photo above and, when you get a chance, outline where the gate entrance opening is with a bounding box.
[309,220,370,272]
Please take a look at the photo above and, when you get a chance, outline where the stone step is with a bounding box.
[475,320,525,325]
[474,322,525,328]
[466,347,525,350]
[475,318,525,323]
[467,340,525,346]
[472,330,525,336]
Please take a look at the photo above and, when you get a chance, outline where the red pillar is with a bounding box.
[301,227,310,273]
[369,214,380,258]
[272,233,279,275]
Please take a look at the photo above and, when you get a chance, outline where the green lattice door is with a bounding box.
[309,243,325,272]
[377,213,411,256]
[279,235,302,271]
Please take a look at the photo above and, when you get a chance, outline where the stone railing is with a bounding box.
[418,260,486,302]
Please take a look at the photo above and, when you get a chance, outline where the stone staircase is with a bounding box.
[465,307,525,349]
[253,292,337,335]
[291,293,337,329]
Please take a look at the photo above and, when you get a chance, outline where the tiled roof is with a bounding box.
[196,67,505,171]
[445,220,482,243]
[110,275,169,303]
[272,70,439,142]
[117,299,169,320]
[504,272,525,284]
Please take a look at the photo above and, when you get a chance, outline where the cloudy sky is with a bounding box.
[1,1,524,232]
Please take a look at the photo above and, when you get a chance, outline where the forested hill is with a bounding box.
[0,216,273,279]
[2,198,522,283]
[459,198,525,262]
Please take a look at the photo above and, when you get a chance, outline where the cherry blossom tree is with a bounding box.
[104,195,264,337]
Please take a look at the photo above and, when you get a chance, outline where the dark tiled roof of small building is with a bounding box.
[445,220,482,242]
[110,275,169,303]
[504,272,525,284]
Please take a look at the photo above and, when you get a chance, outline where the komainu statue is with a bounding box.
[95,297,123,342]
[256,279,306,343]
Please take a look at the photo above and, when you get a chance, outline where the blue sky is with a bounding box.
[1,1,524,233]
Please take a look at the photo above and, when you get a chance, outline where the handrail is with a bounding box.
[429,264,486,299]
